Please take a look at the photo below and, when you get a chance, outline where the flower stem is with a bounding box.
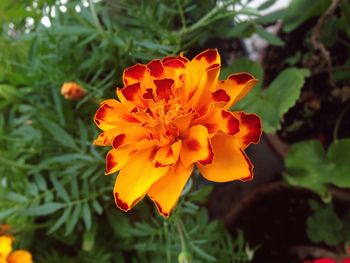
[175,217,186,253]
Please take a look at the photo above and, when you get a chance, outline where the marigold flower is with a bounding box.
[94,49,262,217]
[60,82,86,100]
[0,235,32,263]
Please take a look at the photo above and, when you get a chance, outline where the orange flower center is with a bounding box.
[148,97,188,126]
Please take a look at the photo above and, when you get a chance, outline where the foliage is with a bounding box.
[306,200,350,247]
[222,58,310,133]
[0,0,271,261]
[284,139,350,202]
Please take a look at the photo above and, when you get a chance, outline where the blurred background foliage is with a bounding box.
[0,0,349,262]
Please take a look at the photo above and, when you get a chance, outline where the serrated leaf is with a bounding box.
[22,202,64,216]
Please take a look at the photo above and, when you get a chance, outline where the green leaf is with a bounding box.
[106,209,132,238]
[258,0,278,11]
[284,139,350,200]
[283,0,331,32]
[0,207,17,219]
[82,223,96,251]
[255,25,285,46]
[41,119,78,150]
[306,201,345,246]
[22,202,65,216]
[328,139,350,188]
[65,204,81,235]
[48,206,72,234]
[188,185,213,203]
[50,175,70,202]
[82,202,92,230]
[234,67,309,133]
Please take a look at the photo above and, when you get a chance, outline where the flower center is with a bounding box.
[149,98,187,125]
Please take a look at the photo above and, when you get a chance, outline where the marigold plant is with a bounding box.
[94,49,261,217]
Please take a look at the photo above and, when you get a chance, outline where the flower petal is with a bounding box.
[193,108,239,136]
[232,111,262,148]
[0,236,12,259]
[154,141,181,168]
[112,126,150,149]
[217,73,258,109]
[148,161,193,217]
[180,125,214,166]
[7,250,33,263]
[123,63,148,86]
[197,134,253,182]
[154,78,174,101]
[147,59,164,78]
[119,82,148,108]
[113,148,169,211]
[94,99,140,131]
[94,127,124,146]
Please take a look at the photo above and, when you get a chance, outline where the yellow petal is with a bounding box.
[113,147,169,211]
[0,236,12,259]
[154,141,181,168]
[197,134,253,182]
[148,161,193,217]
[7,250,33,263]
[180,125,214,167]
[94,99,140,131]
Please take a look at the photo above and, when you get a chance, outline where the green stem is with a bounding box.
[175,217,186,253]
[178,0,237,36]
[164,221,171,263]
[333,102,350,141]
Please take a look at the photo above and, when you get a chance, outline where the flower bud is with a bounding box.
[178,251,192,263]
[60,82,86,100]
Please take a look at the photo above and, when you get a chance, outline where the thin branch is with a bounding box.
[310,0,342,86]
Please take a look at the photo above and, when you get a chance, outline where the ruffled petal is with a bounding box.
[217,73,258,109]
[123,63,148,86]
[197,134,253,182]
[232,111,262,148]
[113,148,169,211]
[147,59,164,78]
[154,141,181,168]
[192,108,239,137]
[148,161,193,217]
[154,79,174,101]
[112,126,150,149]
[94,127,124,146]
[94,99,140,131]
[185,49,221,102]
[180,125,214,166]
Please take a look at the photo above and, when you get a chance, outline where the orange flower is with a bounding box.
[94,49,261,217]
[60,82,86,100]
[0,235,32,263]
